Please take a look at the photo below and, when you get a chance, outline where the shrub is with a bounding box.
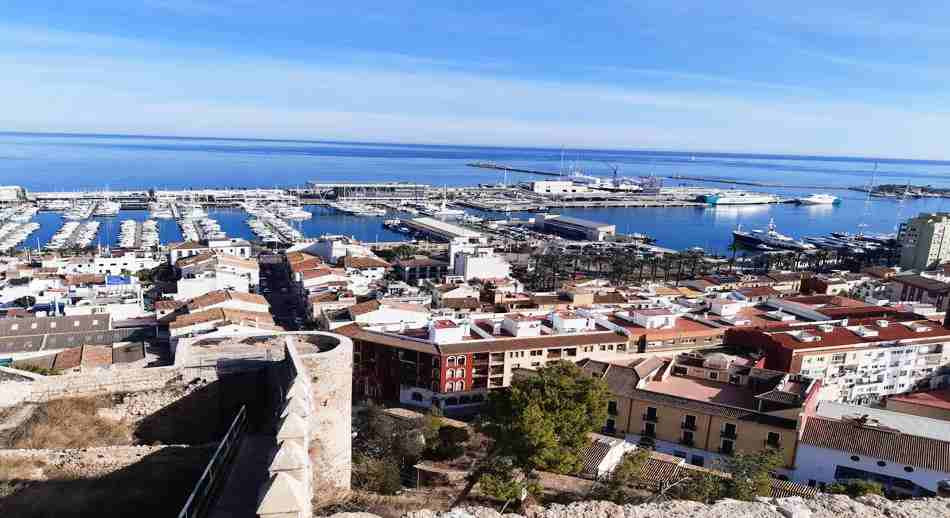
[826,479,885,497]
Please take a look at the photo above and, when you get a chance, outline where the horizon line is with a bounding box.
[2,130,950,166]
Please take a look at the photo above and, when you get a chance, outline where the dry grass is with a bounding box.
[313,489,458,518]
[7,397,132,449]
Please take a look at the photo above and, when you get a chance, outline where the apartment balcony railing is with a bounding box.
[642,413,659,423]
[720,430,737,439]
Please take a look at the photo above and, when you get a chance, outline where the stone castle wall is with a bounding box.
[0,366,184,408]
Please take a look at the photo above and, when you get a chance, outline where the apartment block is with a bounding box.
[729,317,950,404]
[580,351,819,471]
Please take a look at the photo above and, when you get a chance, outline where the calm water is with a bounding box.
[4,132,950,253]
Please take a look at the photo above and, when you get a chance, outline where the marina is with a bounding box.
[45,220,100,250]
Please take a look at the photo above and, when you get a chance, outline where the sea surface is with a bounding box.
[4,132,950,253]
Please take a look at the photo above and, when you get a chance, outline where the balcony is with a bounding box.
[681,421,697,431]
[641,429,656,438]
[718,446,734,456]
[764,439,782,449]
[642,413,659,423]
[720,429,737,439]
[679,437,695,447]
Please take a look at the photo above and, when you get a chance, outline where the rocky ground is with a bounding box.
[319,495,950,518]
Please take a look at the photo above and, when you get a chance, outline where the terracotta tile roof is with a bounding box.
[215,254,259,270]
[764,319,950,351]
[290,257,325,273]
[52,346,82,370]
[343,255,390,269]
[176,252,215,268]
[169,241,207,250]
[395,257,447,268]
[887,388,950,411]
[169,307,275,330]
[439,331,627,355]
[348,300,381,317]
[440,297,481,309]
[155,299,187,311]
[65,274,106,286]
[737,286,780,298]
[81,345,113,368]
[801,416,950,471]
[186,289,268,311]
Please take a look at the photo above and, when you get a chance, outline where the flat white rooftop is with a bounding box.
[408,217,483,239]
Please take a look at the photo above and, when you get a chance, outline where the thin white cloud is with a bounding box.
[1,24,949,159]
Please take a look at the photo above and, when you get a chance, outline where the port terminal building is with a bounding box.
[534,214,616,241]
[405,217,486,244]
[304,182,428,201]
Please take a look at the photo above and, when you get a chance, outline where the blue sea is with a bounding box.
[3,132,950,253]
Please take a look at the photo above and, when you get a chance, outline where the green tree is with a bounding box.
[721,449,783,501]
[591,448,652,504]
[826,479,884,497]
[669,470,727,504]
[452,361,609,506]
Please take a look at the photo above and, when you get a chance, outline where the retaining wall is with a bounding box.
[0,366,184,408]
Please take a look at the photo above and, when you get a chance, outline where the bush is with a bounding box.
[353,453,403,495]
[426,426,470,461]
[826,479,884,497]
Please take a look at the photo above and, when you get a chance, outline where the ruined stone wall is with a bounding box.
[0,366,184,408]
[321,495,949,518]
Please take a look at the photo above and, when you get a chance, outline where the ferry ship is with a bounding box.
[732,219,815,251]
[794,194,841,205]
[705,192,779,205]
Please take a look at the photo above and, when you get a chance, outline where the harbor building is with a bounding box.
[304,182,428,200]
[405,217,486,244]
[0,185,27,204]
[898,212,950,270]
[534,214,616,241]
[531,180,588,194]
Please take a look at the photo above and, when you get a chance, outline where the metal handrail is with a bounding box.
[177,405,248,518]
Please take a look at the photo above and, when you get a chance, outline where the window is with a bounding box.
[850,455,860,462]
[644,407,658,421]
[643,422,656,437]
[454,380,464,391]
[457,356,466,366]
[445,382,454,392]
[709,372,718,380]
[766,432,781,448]
[721,423,737,439]
[530,350,542,356]
[683,415,697,430]
[720,439,734,455]
[681,430,694,446]
[604,418,616,434]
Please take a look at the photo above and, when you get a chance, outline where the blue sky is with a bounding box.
[2,2,950,158]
